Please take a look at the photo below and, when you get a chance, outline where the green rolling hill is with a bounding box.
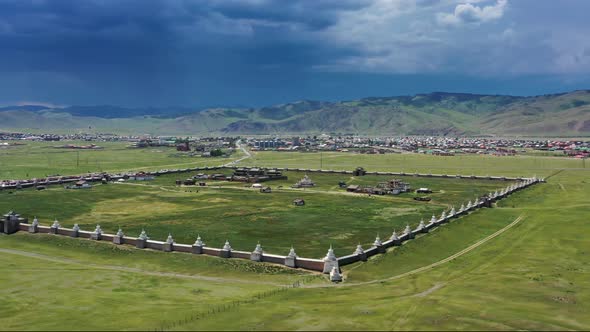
[1,90,589,136]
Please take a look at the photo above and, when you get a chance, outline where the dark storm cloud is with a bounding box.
[0,0,365,73]
[0,0,589,107]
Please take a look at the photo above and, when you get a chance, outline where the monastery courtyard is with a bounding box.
[0,170,508,258]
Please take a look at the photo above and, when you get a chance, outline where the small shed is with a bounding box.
[252,183,263,189]
[293,198,305,206]
[183,179,196,186]
[346,185,360,192]
[416,187,432,194]
[74,181,91,189]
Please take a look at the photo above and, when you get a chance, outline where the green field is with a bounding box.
[0,141,238,179]
[0,170,507,257]
[1,148,589,330]
[243,150,586,177]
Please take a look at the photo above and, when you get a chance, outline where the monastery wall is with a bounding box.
[1,169,541,281]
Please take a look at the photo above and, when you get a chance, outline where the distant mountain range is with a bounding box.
[1,90,590,136]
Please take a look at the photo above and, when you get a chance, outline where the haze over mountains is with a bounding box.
[1,90,589,136]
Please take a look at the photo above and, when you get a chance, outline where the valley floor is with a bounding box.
[0,149,589,330]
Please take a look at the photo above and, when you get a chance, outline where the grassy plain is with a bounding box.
[0,140,236,179]
[243,150,586,177]
[1,148,589,330]
[186,168,590,331]
[0,170,505,257]
[0,234,317,331]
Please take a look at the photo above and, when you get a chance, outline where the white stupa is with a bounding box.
[253,242,263,254]
[138,229,149,240]
[287,246,297,258]
[373,235,382,247]
[194,235,204,246]
[354,244,365,255]
[323,245,337,262]
[418,219,426,229]
[390,230,399,241]
[166,233,174,244]
[329,266,342,282]
[404,224,412,234]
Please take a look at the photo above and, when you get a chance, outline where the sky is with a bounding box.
[0,0,589,108]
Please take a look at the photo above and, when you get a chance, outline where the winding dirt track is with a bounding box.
[304,214,526,288]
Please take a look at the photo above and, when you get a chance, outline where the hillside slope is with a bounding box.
[1,91,589,136]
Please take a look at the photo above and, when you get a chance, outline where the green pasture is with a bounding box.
[174,169,590,330]
[0,148,589,330]
[242,150,586,177]
[0,140,237,180]
[0,171,505,257]
[0,233,316,331]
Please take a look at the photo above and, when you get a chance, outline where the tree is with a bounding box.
[210,149,223,157]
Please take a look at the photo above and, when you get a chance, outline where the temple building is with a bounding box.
[291,174,315,188]
[231,168,287,183]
